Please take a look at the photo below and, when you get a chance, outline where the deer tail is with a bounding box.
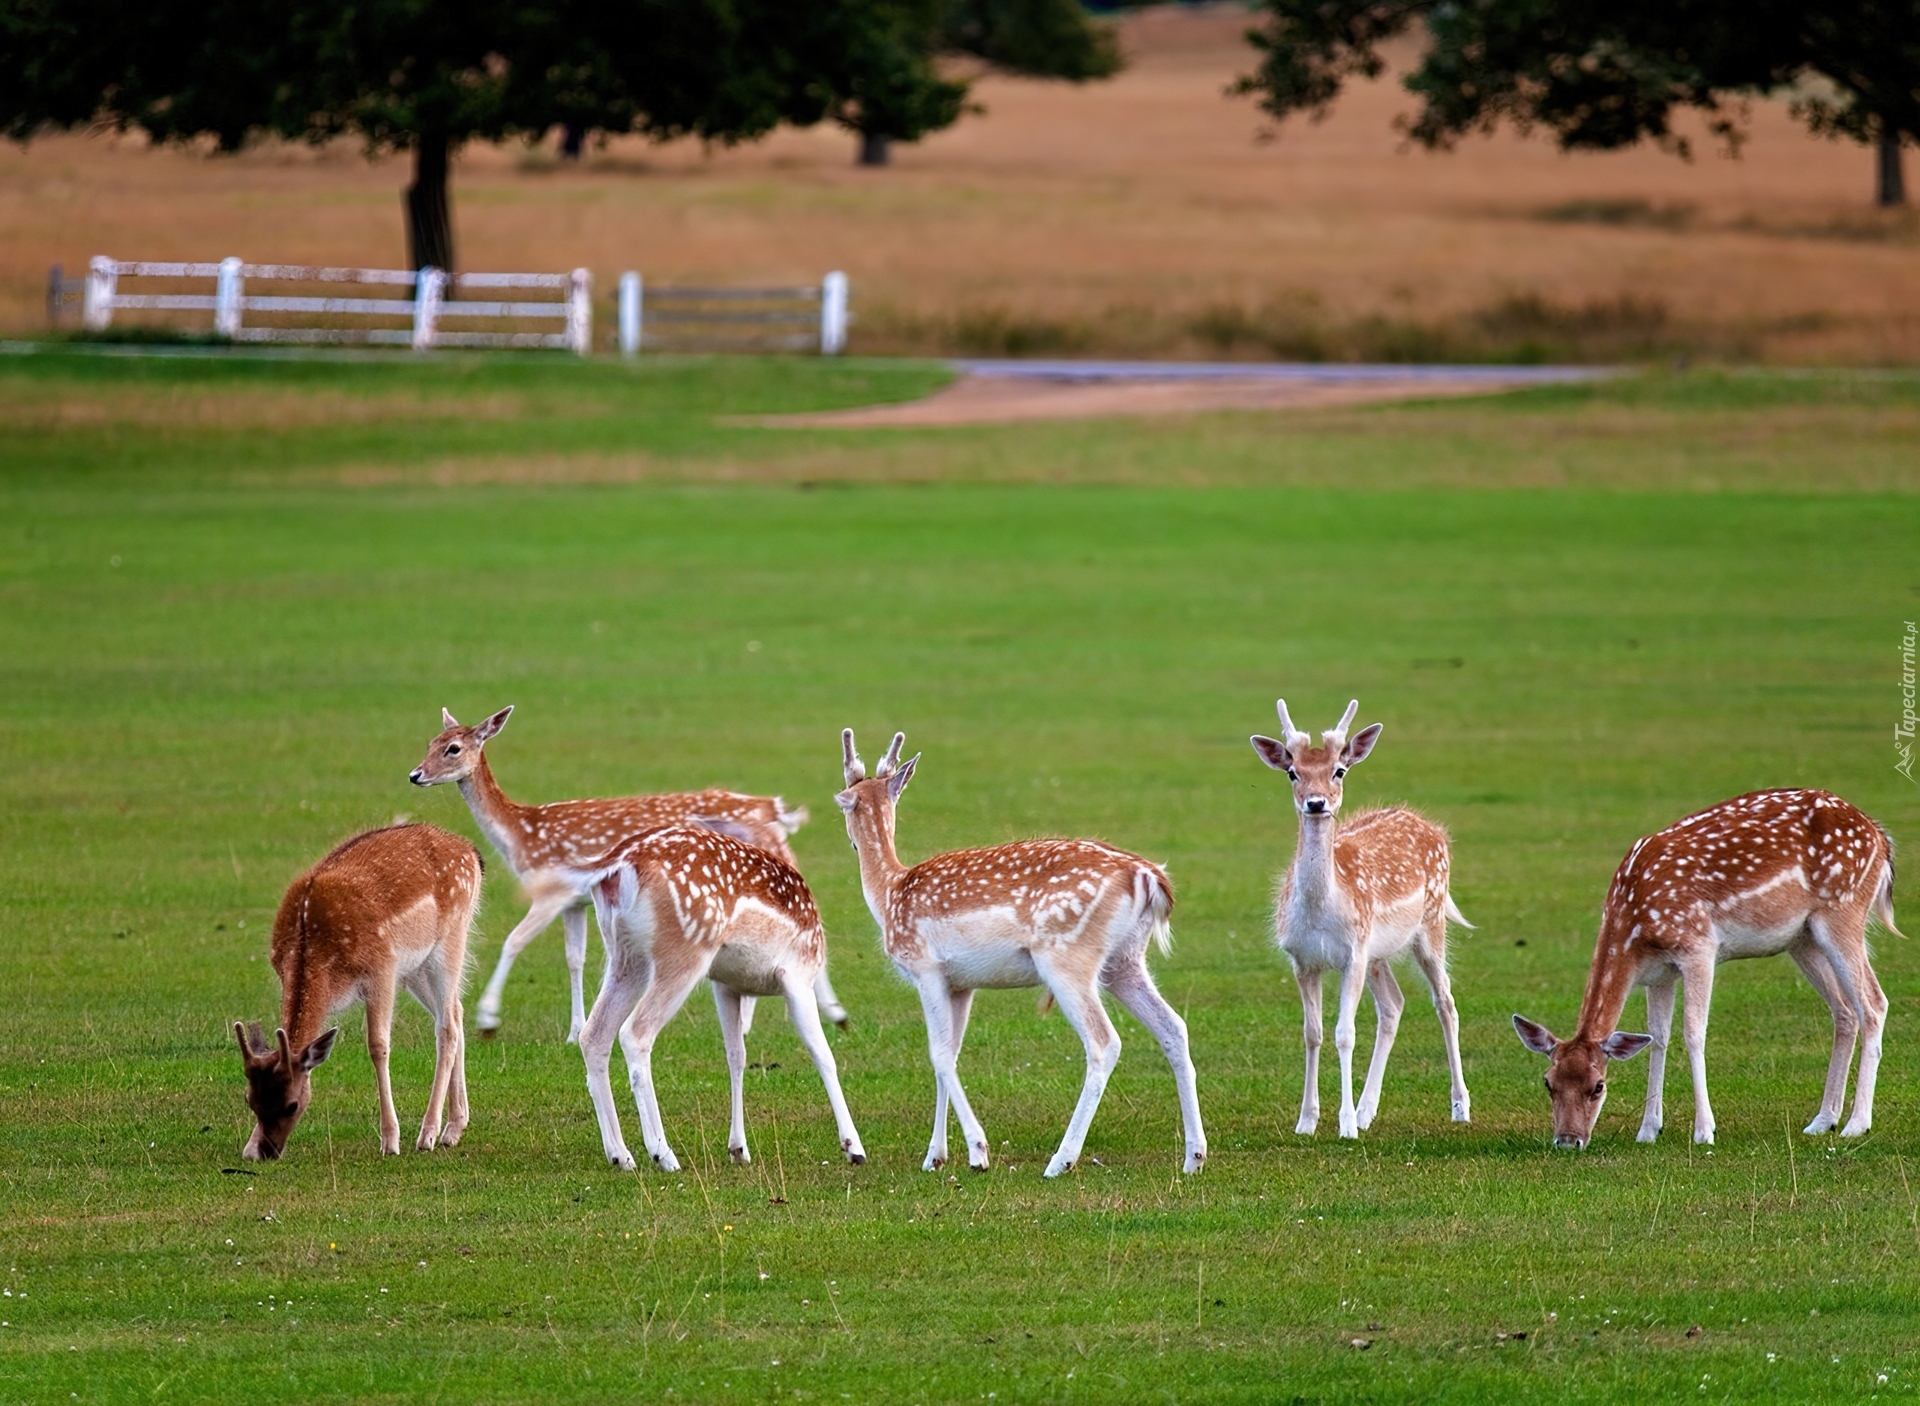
[1444,893,1475,930]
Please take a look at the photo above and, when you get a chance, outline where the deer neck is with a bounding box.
[849,810,907,933]
[1287,813,1342,919]
[276,879,334,1054]
[1572,914,1640,1043]
[456,751,532,872]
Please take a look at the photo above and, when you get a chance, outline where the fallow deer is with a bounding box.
[408,706,847,1042]
[1514,788,1899,1149]
[836,729,1206,1177]
[562,824,865,1171]
[1251,699,1472,1139]
[234,823,480,1160]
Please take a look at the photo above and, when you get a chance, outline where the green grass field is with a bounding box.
[3,348,1919,1404]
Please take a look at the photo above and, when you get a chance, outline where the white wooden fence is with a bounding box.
[79,257,592,353]
[617,271,847,356]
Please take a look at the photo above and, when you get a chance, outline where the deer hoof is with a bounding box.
[729,1146,750,1165]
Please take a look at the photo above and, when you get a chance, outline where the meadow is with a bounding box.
[2,348,1920,1404]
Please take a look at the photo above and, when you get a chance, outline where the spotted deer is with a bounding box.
[1251,699,1472,1139]
[561,824,864,1172]
[1514,788,1899,1149]
[408,706,847,1042]
[836,729,1205,1178]
[234,823,480,1160]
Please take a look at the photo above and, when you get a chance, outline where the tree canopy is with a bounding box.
[1239,0,1920,205]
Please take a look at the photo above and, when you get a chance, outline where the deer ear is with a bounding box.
[441,707,460,730]
[1250,735,1293,772]
[1601,1031,1653,1062]
[1342,723,1383,768]
[1513,1014,1558,1057]
[473,706,513,743]
[234,1021,262,1067]
[886,753,918,801]
[300,1027,339,1071]
[691,815,757,845]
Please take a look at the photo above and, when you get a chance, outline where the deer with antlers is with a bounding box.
[561,823,865,1172]
[1514,788,1899,1149]
[1251,699,1473,1139]
[234,823,481,1160]
[836,729,1206,1177]
[409,705,847,1043]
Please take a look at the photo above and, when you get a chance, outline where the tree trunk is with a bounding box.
[858,130,891,167]
[561,124,586,161]
[405,135,455,271]
[1878,129,1907,207]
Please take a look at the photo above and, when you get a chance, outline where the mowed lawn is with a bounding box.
[2,350,1919,1403]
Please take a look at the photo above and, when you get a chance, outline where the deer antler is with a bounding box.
[1324,699,1360,749]
[275,1027,294,1070]
[842,728,866,785]
[1274,699,1311,751]
[876,732,906,779]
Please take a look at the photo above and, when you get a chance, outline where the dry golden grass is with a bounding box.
[4,4,1916,360]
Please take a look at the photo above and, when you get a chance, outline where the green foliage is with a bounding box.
[943,0,1123,81]
[0,352,1917,1400]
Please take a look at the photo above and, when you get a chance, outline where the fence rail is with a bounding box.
[74,257,592,353]
[617,271,847,355]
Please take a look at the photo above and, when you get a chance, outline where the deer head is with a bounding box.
[834,728,917,850]
[409,706,513,787]
[1512,1015,1652,1149]
[1250,698,1383,819]
[235,1020,339,1160]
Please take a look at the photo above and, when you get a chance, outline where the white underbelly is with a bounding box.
[941,944,1040,991]
[1713,916,1806,961]
[707,943,789,998]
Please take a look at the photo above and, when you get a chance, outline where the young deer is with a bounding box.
[409,706,847,1042]
[1514,788,1899,1149]
[562,823,865,1172]
[234,823,480,1160]
[1251,699,1472,1139]
[835,729,1205,1178]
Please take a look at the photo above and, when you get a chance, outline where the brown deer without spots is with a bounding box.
[559,824,865,1171]
[233,823,481,1160]
[1251,699,1472,1139]
[836,729,1205,1178]
[408,705,846,1042]
[1514,788,1900,1149]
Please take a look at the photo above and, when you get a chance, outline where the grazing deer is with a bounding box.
[234,823,481,1160]
[836,729,1206,1178]
[408,706,847,1042]
[1251,699,1472,1139]
[562,824,865,1171]
[1514,788,1899,1149]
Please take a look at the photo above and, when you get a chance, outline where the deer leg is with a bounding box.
[1333,959,1369,1139]
[404,964,461,1152]
[738,995,758,1042]
[442,993,470,1147]
[474,889,574,1035]
[1410,922,1470,1123]
[1105,959,1206,1173]
[1035,951,1121,1178]
[712,982,751,1165]
[1787,940,1854,1134]
[1637,975,1677,1143]
[364,980,402,1156]
[618,945,711,1173]
[1294,964,1323,1135]
[915,974,988,1171]
[579,943,651,1171]
[1354,959,1405,1132]
[780,966,866,1165]
[1677,952,1717,1145]
[561,903,590,1046]
[1807,913,1887,1137]
[927,989,975,1171]
[814,964,851,1030]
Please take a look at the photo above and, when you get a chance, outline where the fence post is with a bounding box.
[83,256,117,332]
[215,256,245,339]
[820,270,848,355]
[567,268,593,356]
[46,265,63,328]
[618,272,642,357]
[412,267,445,351]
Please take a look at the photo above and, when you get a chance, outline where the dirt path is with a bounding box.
[757,362,1608,427]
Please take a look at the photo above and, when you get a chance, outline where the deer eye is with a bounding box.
[1285,768,1298,781]
[445,743,461,755]
[1589,1082,1605,1099]
[1332,767,1347,780]
[283,1102,300,1118]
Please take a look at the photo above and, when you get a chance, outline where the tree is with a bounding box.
[0,0,971,268]
[1238,0,1920,206]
